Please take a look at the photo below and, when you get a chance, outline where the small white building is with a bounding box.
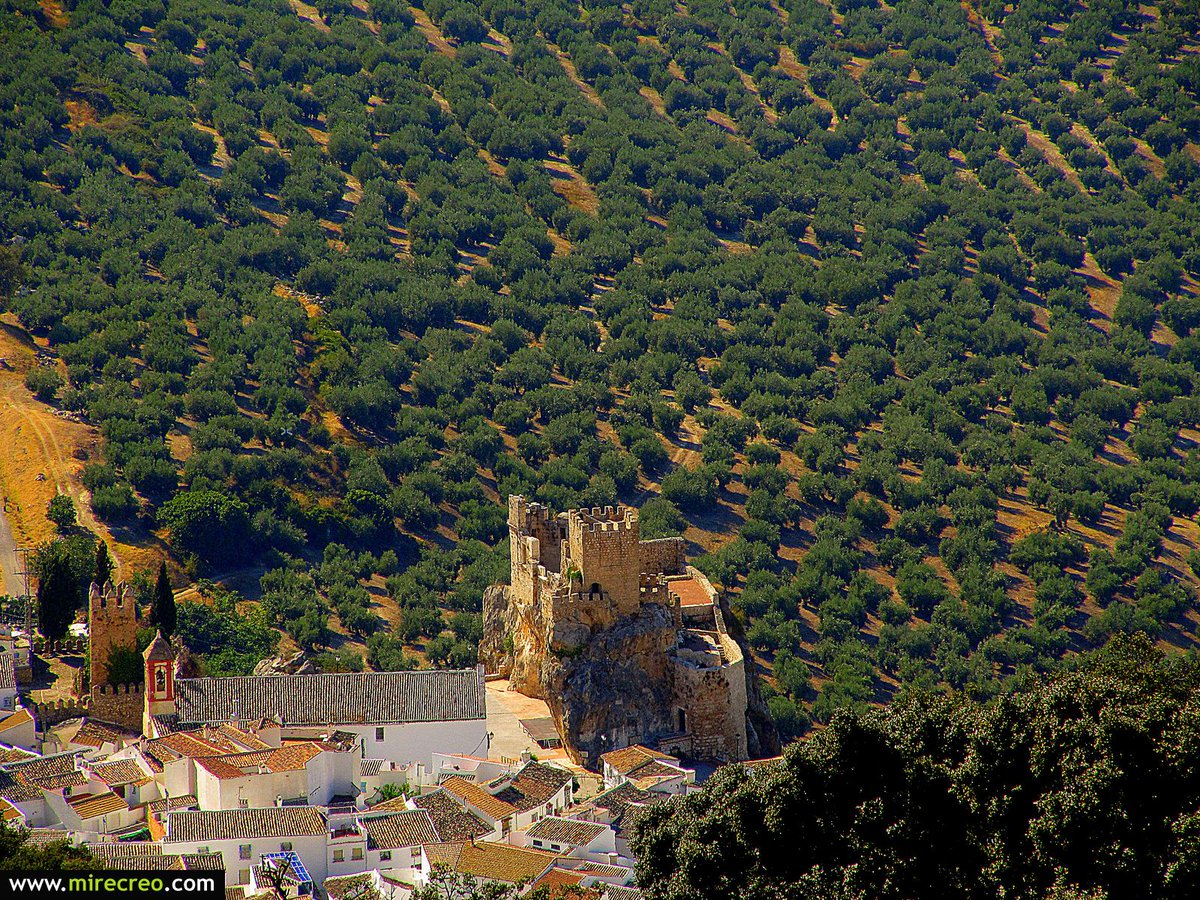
[600,745,694,795]
[361,808,439,882]
[164,806,330,888]
[520,816,617,859]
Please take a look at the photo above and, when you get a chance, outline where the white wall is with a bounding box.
[165,832,328,888]
[367,843,425,883]
[283,719,486,771]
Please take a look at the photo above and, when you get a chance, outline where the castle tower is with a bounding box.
[88,581,137,687]
[565,506,642,617]
[143,631,176,737]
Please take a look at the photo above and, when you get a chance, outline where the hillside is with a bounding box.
[2,0,1200,733]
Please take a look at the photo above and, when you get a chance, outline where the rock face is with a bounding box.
[481,583,679,766]
[486,496,774,767]
[252,650,316,677]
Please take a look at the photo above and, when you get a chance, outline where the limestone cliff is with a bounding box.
[481,583,681,766]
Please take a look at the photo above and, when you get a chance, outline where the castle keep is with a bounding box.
[483,496,771,766]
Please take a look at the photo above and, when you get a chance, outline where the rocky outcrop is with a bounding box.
[252,650,316,677]
[481,584,681,767]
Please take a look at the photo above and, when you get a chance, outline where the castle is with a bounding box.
[482,496,775,766]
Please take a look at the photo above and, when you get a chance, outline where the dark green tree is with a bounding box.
[151,561,177,638]
[36,550,78,641]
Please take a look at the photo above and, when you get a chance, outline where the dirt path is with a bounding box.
[0,318,124,582]
[0,501,22,598]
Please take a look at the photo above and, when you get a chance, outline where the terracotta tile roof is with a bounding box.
[0,708,33,734]
[4,752,84,792]
[362,810,439,849]
[600,887,645,900]
[0,746,36,764]
[147,794,198,815]
[324,874,384,900]
[195,756,252,780]
[628,759,687,788]
[491,762,572,812]
[367,795,411,813]
[563,861,630,877]
[166,807,327,843]
[425,841,559,884]
[531,867,587,892]
[25,828,71,845]
[527,816,607,847]
[196,743,326,781]
[91,843,184,871]
[69,720,126,747]
[91,759,150,787]
[216,724,272,750]
[441,775,516,819]
[591,783,659,819]
[0,796,21,821]
[183,852,227,870]
[175,670,486,726]
[600,746,675,776]
[68,790,128,820]
[0,772,43,802]
[410,791,492,841]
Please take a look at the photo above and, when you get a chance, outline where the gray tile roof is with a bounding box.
[410,790,492,841]
[165,806,327,843]
[360,759,384,777]
[174,670,485,726]
[362,810,439,849]
[527,816,607,846]
[0,653,15,691]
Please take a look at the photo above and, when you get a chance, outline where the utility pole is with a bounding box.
[14,545,32,636]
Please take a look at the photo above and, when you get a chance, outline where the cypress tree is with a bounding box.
[37,551,78,641]
[152,561,177,638]
[94,542,112,588]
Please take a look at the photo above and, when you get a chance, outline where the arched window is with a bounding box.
[155,667,167,693]
[589,583,601,598]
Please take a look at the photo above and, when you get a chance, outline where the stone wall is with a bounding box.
[90,682,143,730]
[639,537,687,577]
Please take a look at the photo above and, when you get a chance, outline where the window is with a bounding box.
[155,667,167,692]
[545,803,552,813]
[502,818,512,837]
[411,846,421,859]
[678,708,687,733]
[333,850,345,863]
[375,727,385,742]
[533,839,544,849]
[352,848,363,861]
[379,851,391,862]
[238,845,252,860]
[239,798,248,808]
[198,847,210,854]
[280,842,292,852]
[238,870,250,885]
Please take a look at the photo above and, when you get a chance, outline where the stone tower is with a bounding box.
[566,506,642,618]
[143,631,176,737]
[88,581,138,687]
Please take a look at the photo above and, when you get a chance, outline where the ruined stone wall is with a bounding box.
[670,638,748,762]
[639,538,687,577]
[90,682,144,731]
[88,582,137,686]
